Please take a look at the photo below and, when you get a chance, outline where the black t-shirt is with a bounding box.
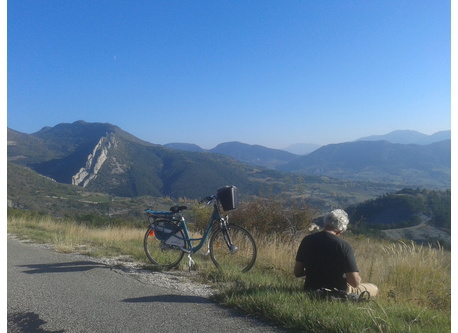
[295,231,359,291]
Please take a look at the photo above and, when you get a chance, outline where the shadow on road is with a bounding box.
[123,294,212,304]
[8,312,65,333]
[18,261,107,274]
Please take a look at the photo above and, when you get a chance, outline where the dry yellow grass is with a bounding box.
[243,229,450,312]
[8,215,144,258]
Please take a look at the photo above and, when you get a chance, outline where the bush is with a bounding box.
[185,203,214,232]
[229,195,316,237]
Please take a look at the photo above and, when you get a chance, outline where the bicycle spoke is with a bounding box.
[209,225,257,273]
[144,226,185,269]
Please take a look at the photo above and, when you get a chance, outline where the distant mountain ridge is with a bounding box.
[210,141,298,168]
[8,121,451,199]
[164,131,450,189]
[282,143,322,155]
[356,130,451,145]
[165,130,450,157]
[279,139,450,189]
[164,143,205,152]
[166,141,300,168]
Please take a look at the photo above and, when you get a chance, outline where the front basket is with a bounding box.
[216,186,238,211]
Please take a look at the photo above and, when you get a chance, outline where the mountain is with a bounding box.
[163,130,450,171]
[356,130,451,145]
[7,128,62,164]
[7,121,290,198]
[165,141,300,168]
[209,141,298,168]
[282,143,322,155]
[164,143,205,152]
[8,120,450,203]
[279,140,451,189]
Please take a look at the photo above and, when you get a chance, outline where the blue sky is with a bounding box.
[7,1,451,149]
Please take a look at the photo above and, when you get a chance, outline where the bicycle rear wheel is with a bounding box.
[144,226,185,269]
[209,224,257,273]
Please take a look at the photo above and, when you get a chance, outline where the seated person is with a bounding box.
[294,209,378,297]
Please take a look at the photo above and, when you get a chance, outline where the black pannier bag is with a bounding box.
[217,186,238,211]
[153,220,180,241]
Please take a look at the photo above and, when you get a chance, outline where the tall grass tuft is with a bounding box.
[8,215,145,260]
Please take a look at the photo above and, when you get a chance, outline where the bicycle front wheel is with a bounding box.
[209,224,257,273]
[144,226,185,269]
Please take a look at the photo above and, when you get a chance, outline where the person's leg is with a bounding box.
[347,283,378,297]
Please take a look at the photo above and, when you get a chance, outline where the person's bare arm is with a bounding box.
[345,272,361,288]
[294,261,305,277]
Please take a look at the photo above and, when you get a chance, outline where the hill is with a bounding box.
[164,143,205,152]
[165,141,300,168]
[209,141,298,168]
[7,162,179,219]
[164,132,450,189]
[282,143,322,155]
[345,188,451,246]
[356,130,451,145]
[8,121,294,198]
[279,140,450,189]
[346,188,450,230]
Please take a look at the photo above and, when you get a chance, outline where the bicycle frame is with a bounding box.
[146,200,229,255]
[178,201,226,254]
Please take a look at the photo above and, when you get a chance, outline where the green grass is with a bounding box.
[203,270,450,332]
[7,214,451,332]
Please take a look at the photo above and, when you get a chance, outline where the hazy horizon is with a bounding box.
[8,120,450,152]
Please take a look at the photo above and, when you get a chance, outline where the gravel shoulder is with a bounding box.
[8,233,216,299]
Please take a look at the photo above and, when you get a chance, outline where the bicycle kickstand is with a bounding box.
[187,253,195,272]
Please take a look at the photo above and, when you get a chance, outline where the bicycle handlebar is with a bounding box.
[199,195,216,204]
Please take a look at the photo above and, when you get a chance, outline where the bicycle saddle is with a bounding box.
[170,205,187,213]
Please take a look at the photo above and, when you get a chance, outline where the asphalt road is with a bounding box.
[7,237,285,333]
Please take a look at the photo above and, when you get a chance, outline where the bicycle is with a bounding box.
[143,186,257,273]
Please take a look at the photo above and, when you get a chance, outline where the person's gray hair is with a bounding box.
[323,209,349,232]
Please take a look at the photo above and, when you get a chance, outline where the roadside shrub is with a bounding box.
[229,195,316,237]
[185,203,213,232]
